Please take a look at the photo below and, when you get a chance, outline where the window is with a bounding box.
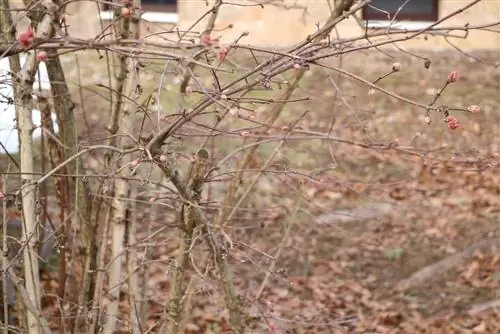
[100,0,178,24]
[362,0,438,29]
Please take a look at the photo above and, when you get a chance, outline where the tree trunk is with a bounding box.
[8,3,62,332]
[102,4,141,333]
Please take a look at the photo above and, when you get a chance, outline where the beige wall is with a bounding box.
[178,0,500,50]
[9,0,500,50]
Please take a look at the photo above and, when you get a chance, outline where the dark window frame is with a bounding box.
[361,0,439,22]
[101,0,177,13]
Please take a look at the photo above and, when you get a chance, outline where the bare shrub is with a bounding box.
[0,0,498,333]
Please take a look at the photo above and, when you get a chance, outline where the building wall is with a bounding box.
[8,0,500,50]
[177,0,500,50]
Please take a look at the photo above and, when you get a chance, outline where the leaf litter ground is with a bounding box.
[27,50,500,333]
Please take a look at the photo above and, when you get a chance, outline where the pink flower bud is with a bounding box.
[130,159,139,167]
[447,116,459,130]
[36,51,48,62]
[200,33,213,46]
[240,130,250,137]
[217,47,228,62]
[185,86,193,94]
[392,62,401,72]
[17,28,34,48]
[447,71,458,83]
[424,116,431,125]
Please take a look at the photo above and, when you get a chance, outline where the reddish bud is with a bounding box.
[217,47,229,62]
[17,28,34,48]
[447,71,458,83]
[293,63,301,70]
[392,62,401,72]
[447,116,459,130]
[227,23,234,29]
[130,159,140,167]
[201,33,213,46]
[36,51,48,62]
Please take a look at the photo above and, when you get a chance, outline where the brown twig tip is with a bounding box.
[467,105,481,113]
